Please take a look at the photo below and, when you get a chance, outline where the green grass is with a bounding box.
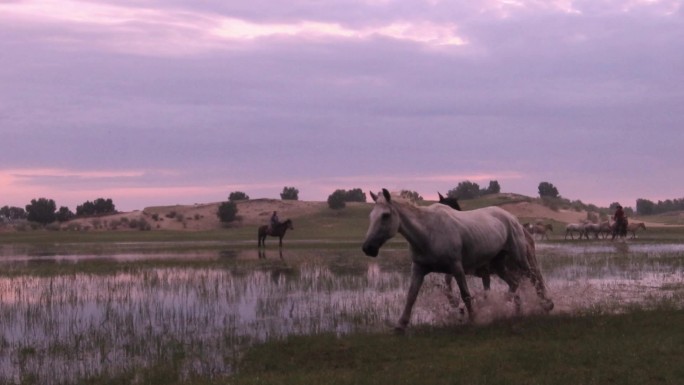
[231,309,684,385]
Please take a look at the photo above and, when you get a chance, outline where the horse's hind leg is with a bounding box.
[491,257,523,313]
[450,263,474,319]
[522,248,554,312]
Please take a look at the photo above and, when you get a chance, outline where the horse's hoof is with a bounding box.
[393,326,406,335]
[542,299,554,312]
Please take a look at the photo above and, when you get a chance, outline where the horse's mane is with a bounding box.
[387,192,416,206]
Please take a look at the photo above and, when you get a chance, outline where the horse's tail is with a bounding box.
[522,227,554,311]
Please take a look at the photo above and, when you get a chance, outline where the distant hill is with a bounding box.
[24,193,676,233]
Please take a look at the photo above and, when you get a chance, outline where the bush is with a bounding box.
[344,188,366,202]
[280,187,299,201]
[538,182,560,199]
[448,181,480,200]
[217,201,238,223]
[327,190,347,210]
[229,191,250,201]
[25,198,57,225]
[76,198,116,217]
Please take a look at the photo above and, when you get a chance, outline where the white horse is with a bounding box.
[362,189,553,332]
[583,223,601,239]
[627,222,646,239]
[564,223,587,240]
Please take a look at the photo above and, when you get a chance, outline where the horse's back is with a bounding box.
[431,205,527,264]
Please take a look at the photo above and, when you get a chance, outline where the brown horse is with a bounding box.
[530,223,553,240]
[258,219,294,248]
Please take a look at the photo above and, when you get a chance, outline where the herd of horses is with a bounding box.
[256,191,647,332]
[563,221,646,240]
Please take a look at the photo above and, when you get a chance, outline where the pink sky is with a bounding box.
[2,0,683,211]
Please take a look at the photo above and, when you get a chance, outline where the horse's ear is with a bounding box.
[382,188,391,203]
[438,192,444,202]
[370,191,378,202]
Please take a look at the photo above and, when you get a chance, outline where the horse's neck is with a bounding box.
[394,203,432,252]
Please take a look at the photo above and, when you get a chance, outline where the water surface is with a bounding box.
[0,243,683,383]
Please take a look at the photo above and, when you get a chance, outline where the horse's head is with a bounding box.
[362,189,400,257]
[437,192,461,211]
[284,219,294,230]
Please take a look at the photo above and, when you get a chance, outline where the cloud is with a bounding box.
[2,0,683,210]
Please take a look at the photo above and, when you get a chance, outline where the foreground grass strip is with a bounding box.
[233,309,684,385]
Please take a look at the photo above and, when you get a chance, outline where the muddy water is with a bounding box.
[0,243,683,383]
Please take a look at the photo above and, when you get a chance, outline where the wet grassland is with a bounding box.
[0,221,683,384]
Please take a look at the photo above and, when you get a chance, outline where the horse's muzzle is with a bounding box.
[362,242,379,257]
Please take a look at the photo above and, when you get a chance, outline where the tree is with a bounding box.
[0,206,27,221]
[55,206,75,222]
[538,182,559,198]
[482,180,501,195]
[327,190,347,210]
[25,198,57,225]
[229,191,250,201]
[344,188,366,202]
[217,201,238,223]
[280,186,299,200]
[76,198,116,217]
[448,181,480,200]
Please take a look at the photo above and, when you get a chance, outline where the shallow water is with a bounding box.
[0,243,683,383]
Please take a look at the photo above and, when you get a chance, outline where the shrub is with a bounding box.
[327,190,347,210]
[217,201,238,223]
[25,198,57,225]
[229,191,250,201]
[280,187,299,201]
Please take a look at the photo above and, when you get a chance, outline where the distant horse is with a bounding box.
[362,189,553,332]
[258,219,293,248]
[627,222,646,239]
[599,221,612,239]
[437,192,461,211]
[583,223,601,239]
[564,223,586,240]
[582,221,614,239]
[530,223,553,240]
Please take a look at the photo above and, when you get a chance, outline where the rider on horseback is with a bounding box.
[612,204,628,239]
[269,211,279,232]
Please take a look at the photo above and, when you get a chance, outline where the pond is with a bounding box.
[1,242,683,384]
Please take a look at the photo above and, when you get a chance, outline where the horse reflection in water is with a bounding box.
[362,189,553,332]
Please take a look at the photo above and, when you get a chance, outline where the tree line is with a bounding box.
[1,198,118,225]
[636,197,684,216]
[9,183,679,227]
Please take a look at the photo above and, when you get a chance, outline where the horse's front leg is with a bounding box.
[444,275,459,307]
[397,263,427,332]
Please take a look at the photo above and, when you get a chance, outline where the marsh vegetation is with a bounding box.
[0,235,683,383]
